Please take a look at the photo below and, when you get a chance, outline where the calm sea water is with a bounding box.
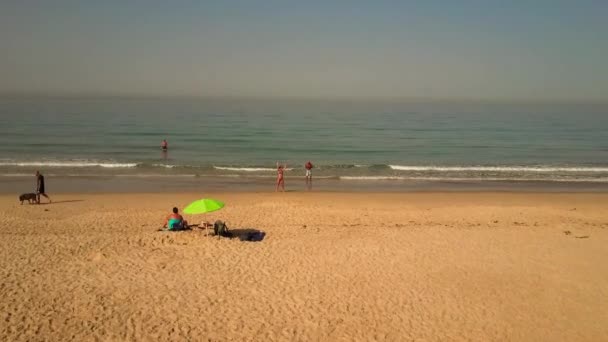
[1,97,607,183]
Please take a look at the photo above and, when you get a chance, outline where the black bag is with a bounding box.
[213,220,230,237]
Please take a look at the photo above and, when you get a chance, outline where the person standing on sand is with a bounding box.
[305,161,313,190]
[161,139,168,151]
[35,171,51,204]
[276,161,287,192]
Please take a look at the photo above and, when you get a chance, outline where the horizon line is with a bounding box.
[1,91,607,105]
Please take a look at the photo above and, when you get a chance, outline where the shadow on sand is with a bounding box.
[37,200,84,205]
[158,226,265,242]
[229,228,266,242]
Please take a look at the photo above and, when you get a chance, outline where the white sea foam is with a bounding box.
[340,176,407,180]
[388,165,608,172]
[0,161,137,168]
[213,166,293,172]
[114,174,196,178]
[152,164,177,169]
[340,176,608,182]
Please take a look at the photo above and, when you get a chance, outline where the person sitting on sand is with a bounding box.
[163,207,188,230]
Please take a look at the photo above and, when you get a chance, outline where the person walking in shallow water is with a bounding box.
[305,161,313,190]
[276,162,287,192]
[35,171,51,204]
[161,139,168,151]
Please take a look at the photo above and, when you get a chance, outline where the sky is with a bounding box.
[1,1,607,101]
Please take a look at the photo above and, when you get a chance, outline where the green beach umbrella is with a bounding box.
[183,198,225,215]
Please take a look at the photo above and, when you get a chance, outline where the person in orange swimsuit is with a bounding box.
[276,161,287,192]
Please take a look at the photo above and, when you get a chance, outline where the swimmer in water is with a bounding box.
[161,139,168,151]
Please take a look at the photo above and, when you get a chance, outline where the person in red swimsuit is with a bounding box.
[161,139,168,151]
[276,161,287,192]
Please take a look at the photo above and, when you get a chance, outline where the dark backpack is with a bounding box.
[213,220,230,237]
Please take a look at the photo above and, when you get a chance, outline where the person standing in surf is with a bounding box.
[161,139,168,151]
[35,171,51,204]
[305,161,313,190]
[276,162,287,192]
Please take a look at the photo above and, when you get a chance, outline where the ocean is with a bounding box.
[1,97,607,189]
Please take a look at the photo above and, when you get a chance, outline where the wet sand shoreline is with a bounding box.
[3,175,608,194]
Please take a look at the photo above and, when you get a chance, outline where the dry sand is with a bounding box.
[1,192,607,341]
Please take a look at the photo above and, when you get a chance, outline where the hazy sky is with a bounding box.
[1,1,607,101]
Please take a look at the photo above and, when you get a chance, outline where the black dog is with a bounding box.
[19,193,37,205]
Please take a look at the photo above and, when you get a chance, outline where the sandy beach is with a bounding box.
[1,192,607,341]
